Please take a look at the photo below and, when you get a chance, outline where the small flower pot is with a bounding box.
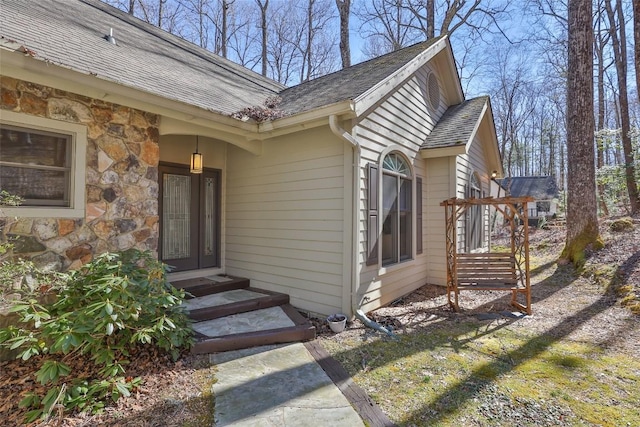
[327,314,347,333]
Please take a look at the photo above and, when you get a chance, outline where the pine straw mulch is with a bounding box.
[0,345,216,427]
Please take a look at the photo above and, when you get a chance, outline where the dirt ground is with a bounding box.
[316,219,640,358]
[2,219,639,426]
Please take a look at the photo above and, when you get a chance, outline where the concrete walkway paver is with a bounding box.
[211,343,365,426]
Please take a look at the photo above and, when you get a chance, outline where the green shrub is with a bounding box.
[0,249,193,422]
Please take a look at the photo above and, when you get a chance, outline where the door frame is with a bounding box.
[158,162,222,271]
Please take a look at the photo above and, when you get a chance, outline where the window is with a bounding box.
[1,125,72,206]
[426,72,440,111]
[0,111,86,218]
[381,153,412,266]
[466,172,484,251]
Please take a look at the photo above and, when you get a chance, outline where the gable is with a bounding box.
[420,96,503,178]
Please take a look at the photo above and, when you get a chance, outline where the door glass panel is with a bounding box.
[162,174,191,259]
[204,177,215,257]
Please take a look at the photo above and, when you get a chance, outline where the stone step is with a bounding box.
[172,275,250,298]
[192,304,316,353]
[185,287,290,322]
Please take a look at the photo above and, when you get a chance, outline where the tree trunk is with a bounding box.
[426,0,434,38]
[335,0,351,68]
[634,0,640,99]
[605,0,640,215]
[306,0,314,81]
[562,0,601,266]
[594,12,609,216]
[221,0,229,58]
[128,0,135,14]
[257,0,269,77]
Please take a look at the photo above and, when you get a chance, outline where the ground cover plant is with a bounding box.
[319,221,640,426]
[0,250,194,424]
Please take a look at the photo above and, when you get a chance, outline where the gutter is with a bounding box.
[329,115,397,339]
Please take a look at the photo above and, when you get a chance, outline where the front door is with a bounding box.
[159,163,221,272]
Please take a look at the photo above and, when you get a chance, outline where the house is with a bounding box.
[0,0,503,317]
[497,176,560,223]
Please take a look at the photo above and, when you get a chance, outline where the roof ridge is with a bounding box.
[80,0,283,93]
[281,36,444,94]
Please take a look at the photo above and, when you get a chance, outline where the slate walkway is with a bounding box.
[211,343,365,426]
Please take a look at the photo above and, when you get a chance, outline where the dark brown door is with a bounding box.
[159,163,220,272]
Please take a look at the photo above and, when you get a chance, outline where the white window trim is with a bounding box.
[466,171,485,253]
[1,110,86,218]
[378,149,416,270]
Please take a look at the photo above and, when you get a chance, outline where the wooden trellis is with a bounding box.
[440,196,534,314]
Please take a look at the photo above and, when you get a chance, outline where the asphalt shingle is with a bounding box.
[278,37,443,115]
[496,176,560,200]
[1,1,446,119]
[421,96,488,149]
[1,0,283,116]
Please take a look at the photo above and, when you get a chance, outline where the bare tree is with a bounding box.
[488,45,538,177]
[406,0,509,39]
[634,0,640,99]
[300,0,336,81]
[605,0,639,214]
[356,0,420,57]
[335,0,351,68]
[594,3,612,215]
[220,0,232,58]
[256,0,269,76]
[562,0,600,265]
[267,1,304,84]
[226,2,260,69]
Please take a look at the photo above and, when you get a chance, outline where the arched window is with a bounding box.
[466,172,484,251]
[381,153,412,266]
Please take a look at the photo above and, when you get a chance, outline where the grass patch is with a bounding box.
[181,356,217,427]
[322,326,640,426]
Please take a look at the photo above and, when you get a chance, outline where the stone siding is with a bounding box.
[0,77,160,270]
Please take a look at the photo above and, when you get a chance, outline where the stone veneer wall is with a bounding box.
[0,77,160,271]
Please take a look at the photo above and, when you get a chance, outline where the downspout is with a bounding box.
[329,115,397,339]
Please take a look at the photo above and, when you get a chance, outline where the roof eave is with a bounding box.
[353,36,449,117]
[480,99,504,177]
[420,144,467,158]
[1,49,261,137]
[257,100,356,138]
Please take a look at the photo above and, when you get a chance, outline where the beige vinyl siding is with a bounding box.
[454,134,491,252]
[356,64,449,312]
[225,126,347,316]
[423,157,452,286]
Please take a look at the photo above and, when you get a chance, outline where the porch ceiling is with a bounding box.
[159,116,262,155]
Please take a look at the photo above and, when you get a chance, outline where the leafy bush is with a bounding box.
[0,249,193,422]
[0,190,24,260]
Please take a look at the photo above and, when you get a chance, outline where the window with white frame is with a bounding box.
[0,111,86,218]
[381,152,412,266]
[466,172,484,251]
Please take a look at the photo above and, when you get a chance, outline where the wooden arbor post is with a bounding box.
[440,196,533,314]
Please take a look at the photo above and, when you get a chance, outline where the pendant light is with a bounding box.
[190,135,203,174]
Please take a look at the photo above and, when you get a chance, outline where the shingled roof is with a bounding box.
[497,176,560,200]
[2,1,451,121]
[278,37,444,114]
[0,0,283,116]
[421,96,488,150]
